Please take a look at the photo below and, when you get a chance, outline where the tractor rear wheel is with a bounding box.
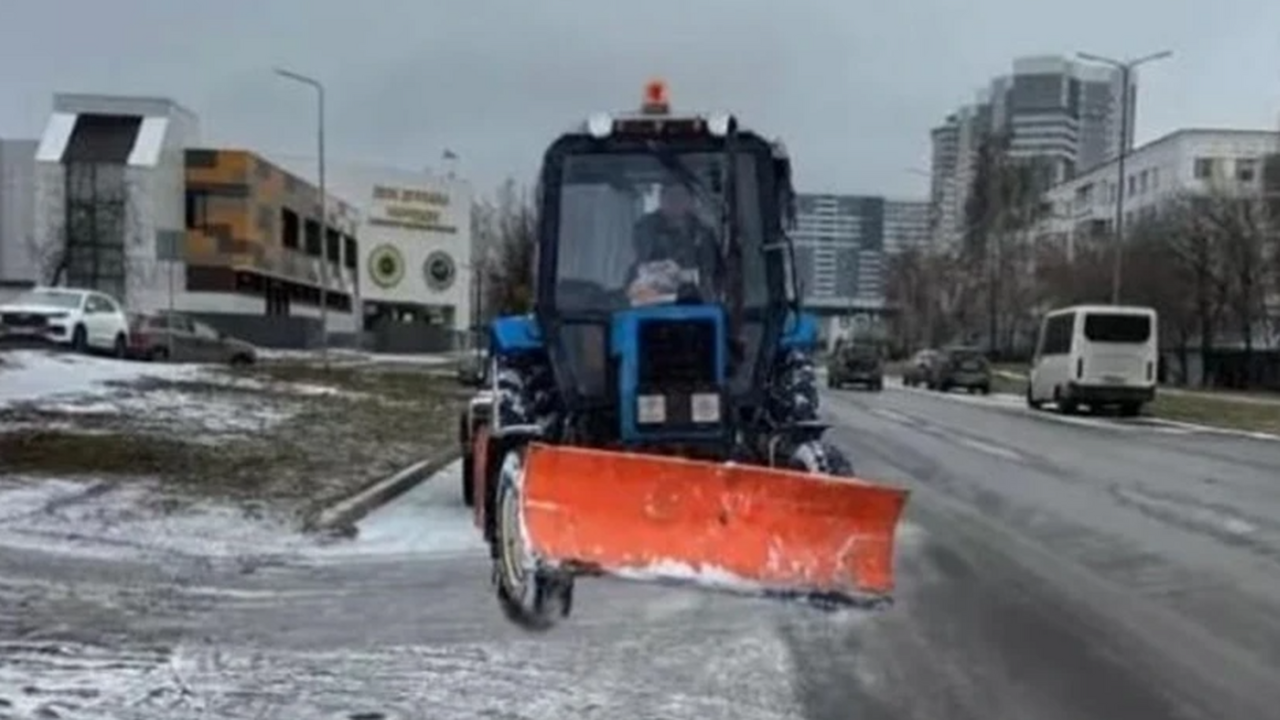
[493,444,573,631]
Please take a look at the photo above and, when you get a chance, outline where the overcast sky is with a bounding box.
[2,0,1278,200]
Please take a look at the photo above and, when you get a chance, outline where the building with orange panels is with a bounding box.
[183,149,360,334]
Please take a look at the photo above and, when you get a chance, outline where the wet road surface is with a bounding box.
[3,383,1279,719]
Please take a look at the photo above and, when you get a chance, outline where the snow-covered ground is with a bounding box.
[0,461,481,569]
[0,350,357,438]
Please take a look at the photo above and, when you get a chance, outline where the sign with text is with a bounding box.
[369,184,457,233]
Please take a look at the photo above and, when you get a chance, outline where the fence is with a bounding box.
[190,312,463,354]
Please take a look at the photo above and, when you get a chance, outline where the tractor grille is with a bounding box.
[637,318,717,389]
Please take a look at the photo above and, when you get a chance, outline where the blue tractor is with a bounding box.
[461,81,908,631]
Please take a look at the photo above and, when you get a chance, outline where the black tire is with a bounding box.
[461,451,475,507]
[789,439,855,477]
[71,324,88,353]
[871,379,884,392]
[149,346,170,362]
[1026,386,1043,410]
[493,445,572,631]
[977,384,990,395]
[112,333,128,359]
[229,353,254,367]
[1118,402,1142,418]
[1055,388,1079,415]
[459,414,475,508]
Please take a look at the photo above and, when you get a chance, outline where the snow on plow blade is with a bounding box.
[521,443,909,606]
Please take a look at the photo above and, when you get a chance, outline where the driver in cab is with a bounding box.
[625,180,721,306]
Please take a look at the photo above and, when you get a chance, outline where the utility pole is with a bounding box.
[274,67,330,368]
[1077,50,1173,305]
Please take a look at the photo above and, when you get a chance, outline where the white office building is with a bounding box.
[1036,128,1280,259]
[272,156,474,334]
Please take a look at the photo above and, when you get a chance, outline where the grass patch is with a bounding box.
[1149,394,1280,435]
[0,358,470,520]
[989,373,1028,396]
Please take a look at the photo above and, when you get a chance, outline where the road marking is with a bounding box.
[870,407,916,425]
[888,378,1201,435]
[955,436,1024,462]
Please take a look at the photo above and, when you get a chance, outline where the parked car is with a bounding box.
[128,311,256,365]
[902,349,938,387]
[827,339,884,391]
[0,286,130,356]
[455,328,490,386]
[927,345,992,394]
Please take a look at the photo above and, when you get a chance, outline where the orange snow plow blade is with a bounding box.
[521,443,909,605]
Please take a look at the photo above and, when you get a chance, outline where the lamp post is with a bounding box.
[1076,50,1172,305]
[274,66,330,367]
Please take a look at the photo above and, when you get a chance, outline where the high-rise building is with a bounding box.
[792,193,885,309]
[883,198,932,255]
[929,55,1130,251]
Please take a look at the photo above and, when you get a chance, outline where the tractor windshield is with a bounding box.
[553,151,766,313]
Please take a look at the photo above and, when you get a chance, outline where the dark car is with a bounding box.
[902,349,938,388]
[826,339,884,391]
[128,312,256,365]
[928,345,991,394]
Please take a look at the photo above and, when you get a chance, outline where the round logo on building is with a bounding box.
[424,250,456,292]
[368,244,405,289]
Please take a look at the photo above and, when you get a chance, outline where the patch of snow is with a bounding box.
[0,477,311,563]
[0,350,205,406]
[0,461,486,566]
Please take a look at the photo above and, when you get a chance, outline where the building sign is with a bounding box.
[368,244,405,289]
[423,251,456,292]
[369,184,457,233]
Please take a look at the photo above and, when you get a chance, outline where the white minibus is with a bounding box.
[1027,304,1158,416]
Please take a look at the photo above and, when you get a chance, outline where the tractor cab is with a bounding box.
[532,81,797,448]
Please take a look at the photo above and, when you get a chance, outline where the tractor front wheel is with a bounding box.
[493,445,573,631]
[788,439,855,478]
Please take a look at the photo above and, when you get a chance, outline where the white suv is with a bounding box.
[0,286,131,356]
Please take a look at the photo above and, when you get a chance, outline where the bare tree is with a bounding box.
[480,178,537,316]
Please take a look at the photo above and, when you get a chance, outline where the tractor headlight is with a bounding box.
[690,392,721,423]
[637,394,666,424]
[586,112,613,139]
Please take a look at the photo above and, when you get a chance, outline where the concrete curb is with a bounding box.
[310,449,462,534]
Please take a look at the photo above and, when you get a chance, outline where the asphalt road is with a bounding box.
[3,383,1280,719]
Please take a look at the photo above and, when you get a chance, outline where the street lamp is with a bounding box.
[1076,50,1173,305]
[274,66,330,367]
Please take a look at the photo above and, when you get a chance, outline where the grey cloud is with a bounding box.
[1,0,1277,198]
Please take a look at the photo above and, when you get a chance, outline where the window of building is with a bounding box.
[280,208,300,249]
[1236,158,1258,182]
[1139,169,1149,194]
[185,191,208,230]
[304,219,321,256]
[1193,157,1215,179]
[325,228,341,264]
[343,235,357,270]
